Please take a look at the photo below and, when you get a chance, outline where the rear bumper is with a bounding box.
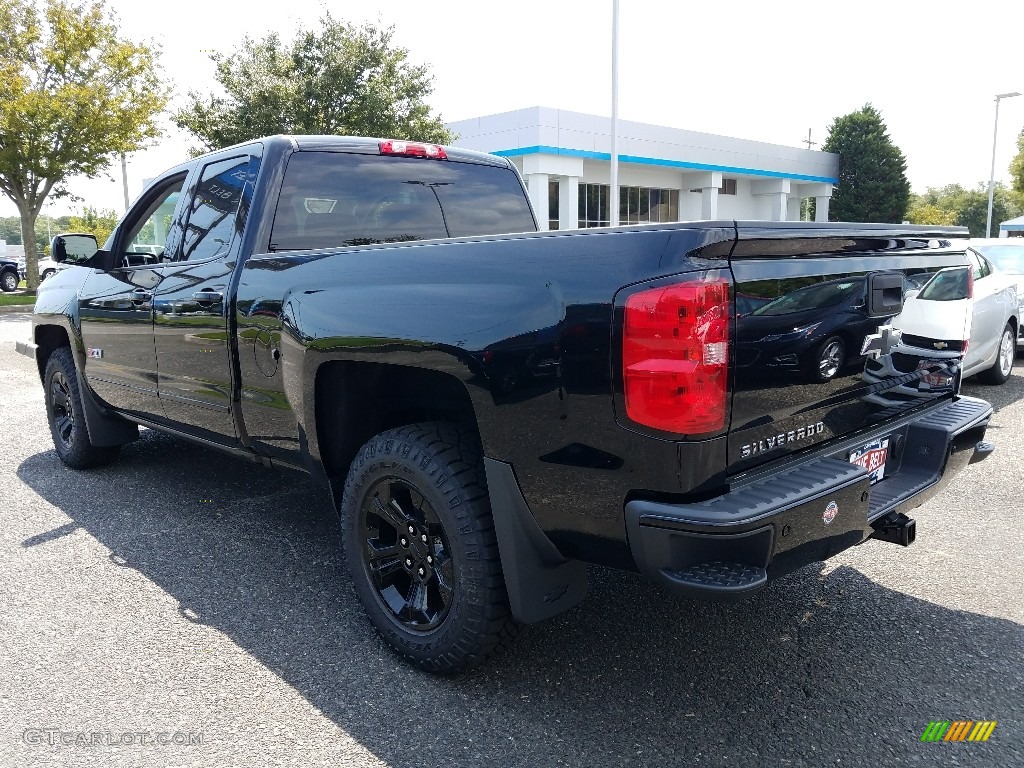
[625,396,993,600]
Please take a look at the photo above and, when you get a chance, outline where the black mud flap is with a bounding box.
[483,458,587,623]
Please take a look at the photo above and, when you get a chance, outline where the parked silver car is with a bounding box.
[895,245,1019,385]
[968,239,1024,349]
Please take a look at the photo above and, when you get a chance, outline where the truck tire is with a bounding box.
[1,269,17,292]
[340,422,521,673]
[978,322,1015,385]
[44,347,121,469]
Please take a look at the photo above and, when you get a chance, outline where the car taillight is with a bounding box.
[379,140,447,159]
[967,268,974,299]
[623,274,731,434]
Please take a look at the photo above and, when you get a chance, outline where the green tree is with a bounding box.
[174,15,453,153]
[906,182,1022,237]
[1010,127,1024,204]
[67,205,119,247]
[821,104,911,223]
[0,215,21,244]
[0,0,168,289]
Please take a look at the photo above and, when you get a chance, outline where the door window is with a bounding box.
[967,251,991,281]
[120,175,187,266]
[180,156,253,261]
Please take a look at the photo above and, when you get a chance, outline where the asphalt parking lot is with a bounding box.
[1,310,1021,768]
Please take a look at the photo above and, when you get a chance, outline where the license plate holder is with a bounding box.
[850,437,890,484]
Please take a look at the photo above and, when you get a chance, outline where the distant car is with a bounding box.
[735,277,877,382]
[895,256,1018,385]
[16,254,62,283]
[0,258,19,292]
[968,239,1024,349]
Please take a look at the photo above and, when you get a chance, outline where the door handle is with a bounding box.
[192,290,223,306]
[130,288,152,305]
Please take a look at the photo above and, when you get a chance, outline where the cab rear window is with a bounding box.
[269,152,535,251]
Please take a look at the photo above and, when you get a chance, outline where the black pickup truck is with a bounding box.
[18,135,994,673]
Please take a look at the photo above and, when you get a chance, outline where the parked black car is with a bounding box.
[0,258,20,292]
[736,277,875,382]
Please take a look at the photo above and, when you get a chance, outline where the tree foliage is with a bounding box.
[173,16,453,153]
[821,104,911,223]
[1010,127,1024,201]
[0,213,70,250]
[67,205,118,247]
[907,183,1022,237]
[0,0,168,289]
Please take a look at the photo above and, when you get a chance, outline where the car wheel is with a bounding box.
[978,322,1016,385]
[44,347,121,469]
[813,336,845,381]
[340,422,521,673]
[0,269,18,292]
[42,269,55,281]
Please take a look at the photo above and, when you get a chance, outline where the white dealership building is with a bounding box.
[448,107,838,231]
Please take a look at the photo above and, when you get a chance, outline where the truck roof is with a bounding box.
[191,134,512,169]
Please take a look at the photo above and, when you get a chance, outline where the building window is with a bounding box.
[578,184,679,228]
[690,178,737,195]
[548,180,559,230]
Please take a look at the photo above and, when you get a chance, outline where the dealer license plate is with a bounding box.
[850,437,889,484]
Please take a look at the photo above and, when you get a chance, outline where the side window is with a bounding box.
[968,252,985,281]
[977,254,992,279]
[121,175,187,266]
[180,156,251,262]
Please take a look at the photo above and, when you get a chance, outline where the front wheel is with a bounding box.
[44,348,120,469]
[0,270,18,292]
[978,322,1016,385]
[340,422,520,673]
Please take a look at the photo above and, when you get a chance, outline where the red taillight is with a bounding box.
[623,275,730,434]
[967,267,974,299]
[379,140,447,159]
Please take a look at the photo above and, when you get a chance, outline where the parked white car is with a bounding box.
[895,249,1018,385]
[967,239,1024,348]
[16,254,63,282]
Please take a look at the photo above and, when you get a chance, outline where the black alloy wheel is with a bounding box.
[43,347,120,469]
[340,422,521,673]
[360,477,456,631]
[49,366,76,453]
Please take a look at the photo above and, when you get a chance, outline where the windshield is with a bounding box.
[972,244,1024,274]
[917,267,970,301]
[751,279,863,316]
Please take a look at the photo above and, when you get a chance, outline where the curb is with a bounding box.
[0,303,34,314]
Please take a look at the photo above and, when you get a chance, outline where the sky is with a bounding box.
[3,0,1023,219]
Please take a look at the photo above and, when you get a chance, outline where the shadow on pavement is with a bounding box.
[17,430,1022,767]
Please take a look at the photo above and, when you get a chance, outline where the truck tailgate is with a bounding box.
[728,225,971,475]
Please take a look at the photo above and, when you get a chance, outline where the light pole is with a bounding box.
[986,91,1021,238]
[609,0,620,228]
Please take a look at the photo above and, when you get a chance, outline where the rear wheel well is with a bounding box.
[315,361,480,497]
[34,325,71,382]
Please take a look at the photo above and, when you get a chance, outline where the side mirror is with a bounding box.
[905,289,920,301]
[51,233,98,264]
